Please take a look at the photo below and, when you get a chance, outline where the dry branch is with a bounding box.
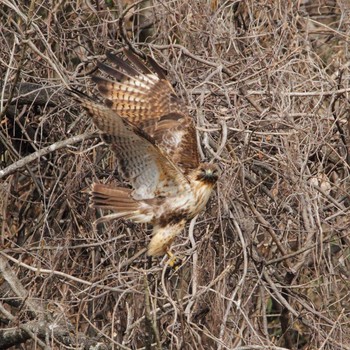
[0,133,94,179]
[1,0,350,349]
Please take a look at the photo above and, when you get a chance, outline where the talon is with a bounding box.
[166,249,182,270]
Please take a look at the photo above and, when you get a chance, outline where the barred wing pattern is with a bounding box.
[75,92,190,200]
[92,50,200,174]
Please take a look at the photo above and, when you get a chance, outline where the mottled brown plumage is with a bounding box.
[73,49,219,258]
[92,51,199,174]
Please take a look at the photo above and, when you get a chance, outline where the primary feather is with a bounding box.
[92,50,200,174]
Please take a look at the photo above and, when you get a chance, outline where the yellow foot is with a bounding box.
[166,250,182,270]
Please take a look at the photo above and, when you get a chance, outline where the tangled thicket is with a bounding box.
[1,1,350,349]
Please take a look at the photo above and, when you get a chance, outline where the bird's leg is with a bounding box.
[166,248,182,270]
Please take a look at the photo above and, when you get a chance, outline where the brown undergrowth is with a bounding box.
[1,1,350,349]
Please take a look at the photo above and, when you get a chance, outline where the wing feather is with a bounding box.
[105,52,140,76]
[93,49,200,172]
[74,92,190,200]
[146,55,167,80]
[123,50,154,75]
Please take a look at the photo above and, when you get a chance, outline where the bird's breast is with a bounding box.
[153,181,214,224]
[189,181,215,216]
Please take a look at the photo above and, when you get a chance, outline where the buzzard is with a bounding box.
[74,49,219,262]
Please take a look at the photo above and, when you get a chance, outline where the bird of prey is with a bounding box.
[74,49,219,262]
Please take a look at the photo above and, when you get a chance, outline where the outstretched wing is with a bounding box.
[92,49,200,174]
[74,91,190,200]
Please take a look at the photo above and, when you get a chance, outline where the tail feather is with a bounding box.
[91,183,139,212]
[94,212,130,224]
[90,183,153,224]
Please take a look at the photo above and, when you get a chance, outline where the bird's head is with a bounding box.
[193,163,220,185]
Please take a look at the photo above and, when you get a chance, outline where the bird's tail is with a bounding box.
[91,183,148,223]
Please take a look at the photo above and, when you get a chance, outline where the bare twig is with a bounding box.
[0,132,95,179]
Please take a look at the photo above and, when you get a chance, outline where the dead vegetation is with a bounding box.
[1,0,350,349]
